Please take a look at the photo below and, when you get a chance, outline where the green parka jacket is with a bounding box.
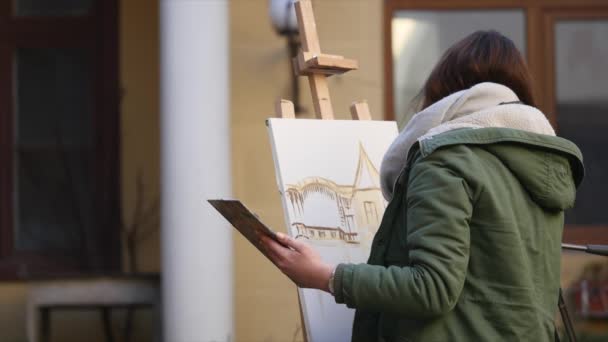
[332,127,584,342]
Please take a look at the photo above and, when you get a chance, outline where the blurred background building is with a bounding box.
[0,0,606,341]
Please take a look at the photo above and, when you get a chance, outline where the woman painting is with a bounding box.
[260,30,584,341]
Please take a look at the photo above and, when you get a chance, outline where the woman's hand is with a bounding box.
[260,232,334,292]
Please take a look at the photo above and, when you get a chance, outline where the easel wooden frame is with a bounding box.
[276,0,371,122]
[274,1,375,340]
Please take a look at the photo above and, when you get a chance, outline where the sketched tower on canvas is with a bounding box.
[285,141,384,249]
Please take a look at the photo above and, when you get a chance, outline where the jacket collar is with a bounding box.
[418,127,585,186]
[380,82,553,201]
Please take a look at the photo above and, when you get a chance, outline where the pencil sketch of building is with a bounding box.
[284,142,385,245]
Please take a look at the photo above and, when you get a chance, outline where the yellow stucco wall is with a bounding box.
[119,0,161,275]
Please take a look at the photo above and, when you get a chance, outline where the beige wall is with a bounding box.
[230,0,383,340]
[119,0,161,275]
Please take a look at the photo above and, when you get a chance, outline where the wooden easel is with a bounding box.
[275,0,372,122]
[274,2,372,341]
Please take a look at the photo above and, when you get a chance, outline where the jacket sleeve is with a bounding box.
[333,156,473,318]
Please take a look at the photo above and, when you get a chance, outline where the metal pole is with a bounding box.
[561,243,587,252]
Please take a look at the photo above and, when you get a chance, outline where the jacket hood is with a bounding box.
[418,127,585,211]
[381,82,555,201]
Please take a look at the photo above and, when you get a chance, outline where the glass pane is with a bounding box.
[555,21,608,225]
[14,0,93,16]
[14,48,95,253]
[392,10,526,128]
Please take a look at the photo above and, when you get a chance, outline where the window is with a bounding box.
[390,9,525,127]
[364,201,379,224]
[0,0,119,279]
[545,12,608,244]
[554,20,608,225]
[345,215,355,231]
[14,0,94,16]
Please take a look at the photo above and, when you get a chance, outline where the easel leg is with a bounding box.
[350,100,372,121]
[297,293,309,342]
[40,308,50,342]
[308,74,334,120]
[558,288,577,342]
[101,307,115,342]
[276,99,296,119]
[123,307,135,342]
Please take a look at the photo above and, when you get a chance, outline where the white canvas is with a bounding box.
[267,118,399,342]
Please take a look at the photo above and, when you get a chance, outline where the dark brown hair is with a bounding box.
[420,30,535,110]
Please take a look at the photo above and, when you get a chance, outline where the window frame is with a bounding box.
[542,8,608,244]
[0,0,120,279]
[384,0,608,244]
